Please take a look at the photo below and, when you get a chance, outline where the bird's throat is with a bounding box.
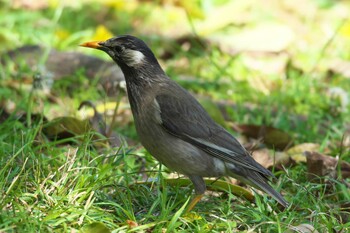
[124,74,153,115]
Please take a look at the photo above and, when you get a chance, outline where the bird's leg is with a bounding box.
[186,194,204,212]
[186,175,206,212]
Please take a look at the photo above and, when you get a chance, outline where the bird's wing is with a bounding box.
[155,92,272,177]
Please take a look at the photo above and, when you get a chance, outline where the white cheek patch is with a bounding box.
[123,49,145,67]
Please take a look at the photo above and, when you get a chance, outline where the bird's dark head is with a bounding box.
[80,35,160,71]
[81,35,167,111]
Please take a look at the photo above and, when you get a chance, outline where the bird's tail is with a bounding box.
[247,172,289,207]
[229,169,289,207]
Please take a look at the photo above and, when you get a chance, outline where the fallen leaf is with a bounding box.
[251,149,290,169]
[233,124,293,150]
[42,116,97,143]
[287,143,321,163]
[305,151,350,180]
[81,222,111,233]
[252,149,274,168]
[305,151,338,182]
[287,223,319,233]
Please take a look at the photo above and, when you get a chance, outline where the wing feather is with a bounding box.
[155,91,272,177]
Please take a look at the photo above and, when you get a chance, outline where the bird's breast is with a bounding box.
[133,101,226,177]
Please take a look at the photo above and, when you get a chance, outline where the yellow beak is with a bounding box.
[79,41,104,49]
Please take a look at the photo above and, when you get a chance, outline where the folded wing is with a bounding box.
[155,92,273,178]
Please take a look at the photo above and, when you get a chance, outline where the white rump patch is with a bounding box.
[123,49,145,67]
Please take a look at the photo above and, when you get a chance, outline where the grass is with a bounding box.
[0,115,349,231]
[1,128,348,232]
[1,1,350,232]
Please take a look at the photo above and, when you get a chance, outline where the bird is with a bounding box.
[80,35,288,211]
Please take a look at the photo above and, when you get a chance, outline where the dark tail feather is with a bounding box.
[228,168,289,207]
[246,172,289,207]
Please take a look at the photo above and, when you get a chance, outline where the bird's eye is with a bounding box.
[115,46,124,53]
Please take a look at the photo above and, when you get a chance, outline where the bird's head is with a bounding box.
[81,35,167,111]
[80,35,160,71]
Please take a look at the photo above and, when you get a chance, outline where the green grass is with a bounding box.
[1,125,348,232]
[1,1,350,232]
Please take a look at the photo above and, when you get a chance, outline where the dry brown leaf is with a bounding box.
[251,148,290,169]
[305,151,338,182]
[233,124,293,150]
[252,149,273,168]
[287,223,319,233]
[287,143,321,163]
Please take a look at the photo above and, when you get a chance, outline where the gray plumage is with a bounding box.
[81,35,288,208]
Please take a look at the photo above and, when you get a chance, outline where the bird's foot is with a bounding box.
[185,194,204,213]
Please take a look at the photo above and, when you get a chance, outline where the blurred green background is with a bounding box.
[0,0,349,232]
